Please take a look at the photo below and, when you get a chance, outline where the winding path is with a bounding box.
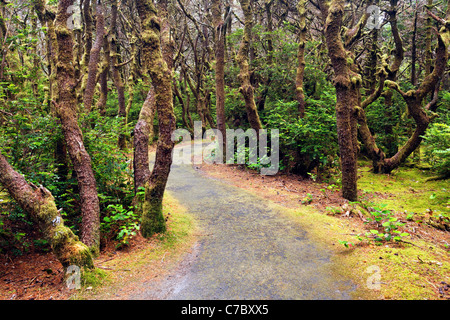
[129,144,355,300]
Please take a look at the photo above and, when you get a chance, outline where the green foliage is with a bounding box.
[422,123,450,177]
[102,204,140,249]
[264,93,338,175]
[81,111,134,208]
[0,102,134,250]
[360,203,410,244]
[363,95,406,157]
[301,193,313,205]
[338,203,411,248]
[365,204,410,242]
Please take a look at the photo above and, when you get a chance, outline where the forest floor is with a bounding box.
[0,193,197,300]
[0,157,448,300]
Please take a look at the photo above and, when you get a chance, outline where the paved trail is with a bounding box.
[129,146,355,300]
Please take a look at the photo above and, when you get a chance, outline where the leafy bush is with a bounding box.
[102,204,140,249]
[423,123,450,178]
[364,204,410,243]
[264,95,339,177]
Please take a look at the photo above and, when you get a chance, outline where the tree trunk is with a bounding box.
[411,8,418,86]
[237,0,263,131]
[54,0,101,255]
[79,0,93,101]
[383,0,404,158]
[96,35,110,115]
[32,0,69,183]
[0,153,94,270]
[357,8,449,174]
[296,0,307,118]
[133,87,156,193]
[83,0,105,113]
[135,0,176,238]
[424,0,434,77]
[320,0,359,201]
[212,0,227,147]
[110,0,127,150]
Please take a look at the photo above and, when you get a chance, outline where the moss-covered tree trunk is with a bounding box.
[382,0,403,158]
[79,0,93,101]
[110,0,127,150]
[126,36,138,131]
[357,7,449,174]
[319,0,359,201]
[237,0,263,131]
[296,0,307,118]
[135,0,176,238]
[212,0,227,148]
[96,35,110,115]
[256,0,274,113]
[54,0,101,255]
[0,153,94,270]
[83,0,105,113]
[133,87,156,193]
[32,0,69,182]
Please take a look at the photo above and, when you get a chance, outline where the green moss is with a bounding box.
[233,172,449,300]
[81,268,109,289]
[0,192,8,204]
[141,187,167,238]
[265,200,450,300]
[358,162,449,217]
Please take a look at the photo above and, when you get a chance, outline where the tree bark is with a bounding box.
[411,8,418,86]
[319,0,359,201]
[133,87,156,193]
[96,34,110,115]
[237,0,263,131]
[83,0,105,113]
[212,0,227,147]
[357,8,450,174]
[0,153,94,270]
[110,0,127,150]
[296,0,307,118]
[135,0,176,238]
[54,0,101,255]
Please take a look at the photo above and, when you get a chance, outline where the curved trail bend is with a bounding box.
[129,143,355,300]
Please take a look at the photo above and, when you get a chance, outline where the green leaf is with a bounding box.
[400,233,410,237]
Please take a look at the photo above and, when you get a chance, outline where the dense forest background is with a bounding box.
[0,0,448,271]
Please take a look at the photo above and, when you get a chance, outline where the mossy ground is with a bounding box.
[357,160,449,220]
[282,203,450,300]
[72,191,197,299]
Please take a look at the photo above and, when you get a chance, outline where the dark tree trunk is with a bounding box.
[110,0,127,150]
[296,0,307,118]
[320,0,359,201]
[83,1,105,113]
[54,0,101,255]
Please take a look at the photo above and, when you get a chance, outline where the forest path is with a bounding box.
[129,143,355,300]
